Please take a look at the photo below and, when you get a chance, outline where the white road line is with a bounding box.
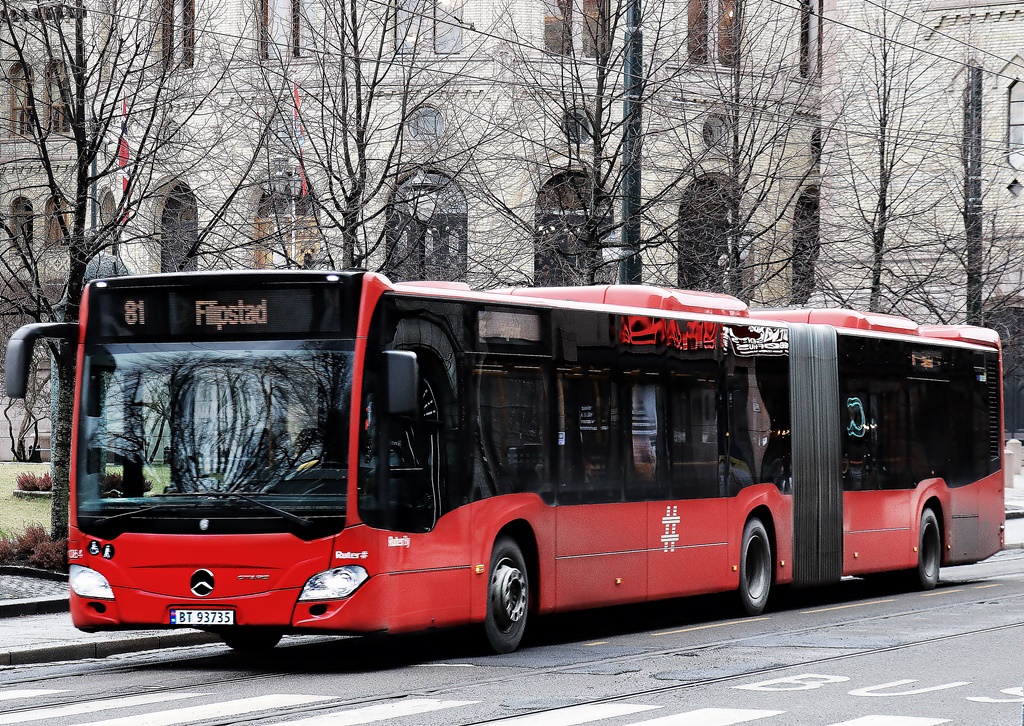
[827,717,950,725]
[281,699,480,725]
[627,708,784,725]
[0,691,66,702]
[74,694,333,726]
[485,704,661,725]
[0,693,202,724]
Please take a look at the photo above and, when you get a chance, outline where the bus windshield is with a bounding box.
[76,341,352,537]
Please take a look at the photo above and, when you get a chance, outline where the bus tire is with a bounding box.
[220,628,282,653]
[738,517,772,616]
[484,536,529,654]
[916,508,941,590]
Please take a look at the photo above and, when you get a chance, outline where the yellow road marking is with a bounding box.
[801,599,895,614]
[653,616,769,636]
[921,588,963,596]
[584,641,608,646]
[973,583,1002,590]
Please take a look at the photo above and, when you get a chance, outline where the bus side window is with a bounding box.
[670,372,721,499]
[624,372,664,502]
[473,365,550,501]
[557,369,621,504]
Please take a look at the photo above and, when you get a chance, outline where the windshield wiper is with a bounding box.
[203,492,315,532]
[94,503,180,527]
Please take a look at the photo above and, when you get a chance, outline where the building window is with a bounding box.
[791,187,819,305]
[688,0,741,66]
[44,196,68,248]
[678,177,735,293]
[253,187,318,268]
[385,171,468,282]
[535,171,591,286]
[562,109,592,147]
[799,0,821,79]
[161,0,195,69]
[435,0,463,53]
[161,184,198,271]
[407,106,444,140]
[259,0,302,59]
[545,0,607,57]
[1010,80,1024,170]
[9,198,33,249]
[45,62,69,133]
[395,0,429,53]
[9,63,33,136]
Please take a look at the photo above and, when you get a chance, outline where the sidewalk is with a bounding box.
[3,488,1024,668]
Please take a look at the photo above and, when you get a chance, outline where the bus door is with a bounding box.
[555,368,648,608]
[651,370,730,599]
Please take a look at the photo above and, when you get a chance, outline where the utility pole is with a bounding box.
[618,0,642,284]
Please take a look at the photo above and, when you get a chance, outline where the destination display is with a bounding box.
[88,282,357,342]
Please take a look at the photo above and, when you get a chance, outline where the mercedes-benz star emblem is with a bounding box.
[190,569,215,597]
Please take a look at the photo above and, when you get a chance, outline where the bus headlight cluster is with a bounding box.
[298,566,368,601]
[69,565,115,599]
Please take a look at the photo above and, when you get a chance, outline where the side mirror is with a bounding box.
[383,350,419,415]
[4,322,78,398]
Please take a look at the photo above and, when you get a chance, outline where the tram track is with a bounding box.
[2,577,1024,724]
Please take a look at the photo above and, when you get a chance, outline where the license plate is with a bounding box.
[169,609,235,626]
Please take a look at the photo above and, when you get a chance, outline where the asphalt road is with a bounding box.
[3,551,1024,726]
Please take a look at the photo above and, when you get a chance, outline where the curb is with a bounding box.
[0,630,221,666]
[0,566,69,582]
[0,595,69,618]
[1007,510,1024,520]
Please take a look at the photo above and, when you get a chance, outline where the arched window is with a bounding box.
[1010,80,1024,170]
[161,184,198,272]
[44,196,68,248]
[9,198,33,249]
[791,187,819,305]
[253,188,318,268]
[45,62,69,133]
[677,177,735,293]
[161,0,195,68]
[385,171,468,282]
[534,171,591,287]
[9,63,32,135]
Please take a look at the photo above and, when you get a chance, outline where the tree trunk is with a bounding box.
[50,340,76,540]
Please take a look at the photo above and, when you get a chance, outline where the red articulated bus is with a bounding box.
[4,271,1005,653]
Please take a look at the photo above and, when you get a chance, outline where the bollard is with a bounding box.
[1008,440,1023,488]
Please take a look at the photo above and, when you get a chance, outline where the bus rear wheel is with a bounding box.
[916,508,941,590]
[484,537,529,654]
[219,628,282,653]
[738,518,772,616]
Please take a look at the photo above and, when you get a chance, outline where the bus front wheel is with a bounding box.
[916,508,941,590]
[738,518,772,616]
[484,537,529,654]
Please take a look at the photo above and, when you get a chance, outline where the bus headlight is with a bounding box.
[298,566,368,601]
[69,565,115,599]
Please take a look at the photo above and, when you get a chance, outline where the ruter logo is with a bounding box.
[661,505,680,552]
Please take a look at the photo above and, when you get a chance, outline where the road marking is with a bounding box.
[920,589,963,597]
[75,695,332,726]
[280,699,479,725]
[0,693,202,724]
[486,703,660,724]
[801,599,895,614]
[628,708,784,725]
[827,717,949,725]
[413,663,476,667]
[653,617,769,636]
[0,691,66,702]
[972,583,1001,589]
[584,642,609,646]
